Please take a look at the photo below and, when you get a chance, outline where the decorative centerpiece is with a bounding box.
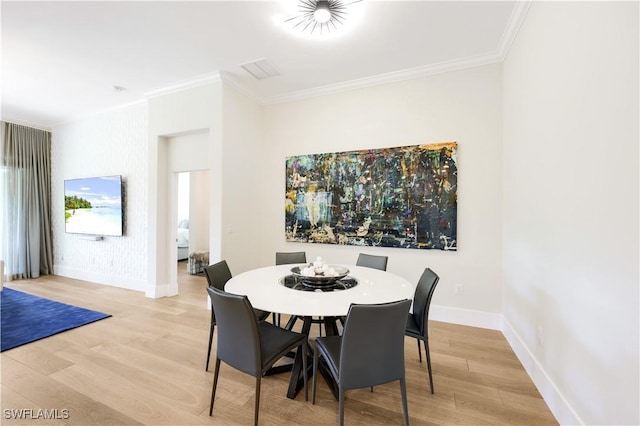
[291,256,349,288]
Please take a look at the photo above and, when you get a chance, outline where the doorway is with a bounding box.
[176,170,210,288]
[151,128,214,298]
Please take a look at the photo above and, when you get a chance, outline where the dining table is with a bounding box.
[224,263,415,399]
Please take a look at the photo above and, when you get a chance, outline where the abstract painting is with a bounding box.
[285,142,457,250]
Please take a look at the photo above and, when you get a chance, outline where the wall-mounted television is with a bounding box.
[64,175,124,236]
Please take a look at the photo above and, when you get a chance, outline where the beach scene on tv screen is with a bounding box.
[64,176,122,236]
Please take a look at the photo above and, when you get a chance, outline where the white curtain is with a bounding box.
[0,121,53,281]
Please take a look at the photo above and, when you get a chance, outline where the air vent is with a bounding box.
[240,58,280,80]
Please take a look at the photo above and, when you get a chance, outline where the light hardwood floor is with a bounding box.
[1,263,558,425]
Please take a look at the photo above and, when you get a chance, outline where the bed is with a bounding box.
[177,219,189,260]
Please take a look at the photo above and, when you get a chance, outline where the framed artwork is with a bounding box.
[285,142,457,250]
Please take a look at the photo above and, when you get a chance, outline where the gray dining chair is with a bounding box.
[275,251,307,266]
[334,253,390,330]
[203,260,269,371]
[208,286,308,426]
[312,299,412,426]
[274,251,307,327]
[405,267,440,394]
[356,253,388,271]
[276,251,329,336]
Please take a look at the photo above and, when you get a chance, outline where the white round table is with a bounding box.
[225,264,415,400]
[225,264,415,317]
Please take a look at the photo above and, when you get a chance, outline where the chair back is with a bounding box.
[203,260,232,290]
[339,299,411,389]
[413,268,440,335]
[275,251,307,265]
[355,253,388,271]
[207,286,262,376]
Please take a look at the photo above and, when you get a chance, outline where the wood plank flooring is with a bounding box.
[1,263,558,425]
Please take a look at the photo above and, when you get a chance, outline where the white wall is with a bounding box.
[51,103,149,291]
[502,2,639,424]
[220,85,266,274]
[177,172,190,223]
[262,64,504,324]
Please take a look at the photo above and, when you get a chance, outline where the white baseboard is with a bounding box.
[430,304,503,330]
[430,305,580,425]
[146,281,178,298]
[501,318,582,425]
[54,265,180,298]
[54,265,146,293]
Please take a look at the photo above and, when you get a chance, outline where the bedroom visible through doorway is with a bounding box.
[176,170,210,283]
[177,172,190,262]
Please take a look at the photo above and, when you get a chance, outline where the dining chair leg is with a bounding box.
[209,358,221,415]
[302,341,308,401]
[206,320,215,370]
[312,343,319,404]
[272,312,282,327]
[338,387,345,426]
[254,376,261,426]
[285,315,299,331]
[400,377,409,426]
[416,338,422,363]
[424,340,434,394]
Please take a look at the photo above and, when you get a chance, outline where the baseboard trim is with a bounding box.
[430,304,503,330]
[429,305,580,425]
[146,281,178,299]
[501,318,582,425]
[54,265,145,292]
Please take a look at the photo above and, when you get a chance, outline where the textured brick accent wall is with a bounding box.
[51,104,149,290]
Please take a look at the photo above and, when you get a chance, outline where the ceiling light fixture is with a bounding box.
[286,0,362,36]
[313,1,331,23]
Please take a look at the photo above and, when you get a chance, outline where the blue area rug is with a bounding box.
[1,287,111,352]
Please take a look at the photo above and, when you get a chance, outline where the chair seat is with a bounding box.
[314,335,341,380]
[259,321,307,368]
[405,313,421,337]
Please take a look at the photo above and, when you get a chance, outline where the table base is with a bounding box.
[285,315,341,400]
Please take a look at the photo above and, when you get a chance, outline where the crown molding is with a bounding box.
[144,72,222,99]
[149,47,506,109]
[498,0,532,59]
[219,71,268,105]
[266,51,503,105]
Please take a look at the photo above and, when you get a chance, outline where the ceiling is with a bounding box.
[1,1,528,129]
